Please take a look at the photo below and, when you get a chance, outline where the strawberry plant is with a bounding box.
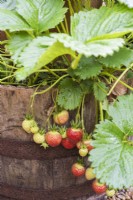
[0,0,133,194]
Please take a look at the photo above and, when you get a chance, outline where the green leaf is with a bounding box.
[90,120,133,189]
[71,5,133,41]
[72,56,102,80]
[108,94,133,136]
[118,0,133,8]
[99,47,133,68]
[0,8,32,31]
[51,33,125,57]
[16,0,67,33]
[35,0,67,33]
[0,0,16,10]
[16,0,39,30]
[57,78,83,110]
[15,36,75,81]
[93,82,108,101]
[52,5,133,58]
[6,32,32,64]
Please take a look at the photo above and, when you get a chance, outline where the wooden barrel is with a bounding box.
[0,85,104,200]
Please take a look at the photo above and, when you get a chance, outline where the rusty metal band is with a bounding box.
[0,182,104,200]
[0,138,78,160]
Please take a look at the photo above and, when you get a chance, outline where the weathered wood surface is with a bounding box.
[0,85,96,141]
[0,194,105,200]
[88,0,102,8]
[0,85,96,200]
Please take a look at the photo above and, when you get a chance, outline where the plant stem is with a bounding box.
[37,69,68,72]
[61,22,67,34]
[107,67,133,95]
[99,101,104,121]
[43,65,60,78]
[34,74,69,95]
[0,74,14,82]
[64,16,69,34]
[68,0,74,15]
[71,54,82,69]
[101,71,133,91]
[81,94,86,131]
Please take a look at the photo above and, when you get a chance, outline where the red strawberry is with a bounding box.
[71,163,85,177]
[61,138,76,149]
[83,139,94,151]
[67,128,83,143]
[45,131,62,147]
[92,180,107,194]
[53,110,69,125]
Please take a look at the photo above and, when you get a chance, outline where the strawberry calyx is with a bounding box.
[38,128,45,135]
[41,142,49,149]
[58,126,67,138]
[48,124,59,132]
[77,157,84,165]
[70,120,82,129]
[25,114,34,120]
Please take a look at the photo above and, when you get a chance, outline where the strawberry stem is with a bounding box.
[81,94,86,132]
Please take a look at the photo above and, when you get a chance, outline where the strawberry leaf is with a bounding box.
[90,120,133,189]
[90,94,133,189]
[71,5,133,41]
[15,36,75,81]
[0,0,16,10]
[0,8,31,31]
[72,56,102,80]
[16,0,67,33]
[93,82,108,101]
[51,33,124,58]
[6,32,32,64]
[51,5,133,58]
[99,47,133,68]
[57,78,84,110]
[108,94,133,136]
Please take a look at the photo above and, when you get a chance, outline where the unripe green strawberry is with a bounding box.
[79,147,88,157]
[33,133,45,144]
[85,167,96,180]
[22,119,35,133]
[30,126,39,134]
[106,189,115,197]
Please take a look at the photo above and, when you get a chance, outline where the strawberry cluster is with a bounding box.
[22,111,116,197]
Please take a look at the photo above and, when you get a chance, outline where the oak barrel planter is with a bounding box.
[0,1,103,199]
[0,85,103,200]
